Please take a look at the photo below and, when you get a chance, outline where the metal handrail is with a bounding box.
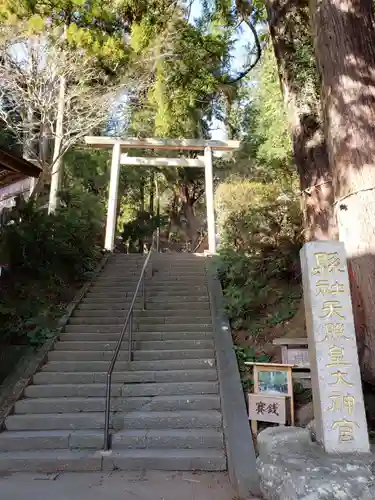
[103,236,156,451]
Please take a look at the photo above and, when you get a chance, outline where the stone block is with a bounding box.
[257,426,375,500]
[300,241,369,453]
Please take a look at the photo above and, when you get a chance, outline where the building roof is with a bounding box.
[0,149,42,188]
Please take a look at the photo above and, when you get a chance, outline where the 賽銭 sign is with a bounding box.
[248,394,286,424]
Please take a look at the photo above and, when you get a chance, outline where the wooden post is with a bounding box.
[204,146,216,254]
[104,142,121,252]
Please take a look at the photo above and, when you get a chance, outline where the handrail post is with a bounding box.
[156,227,160,253]
[104,372,112,450]
[142,275,146,311]
[128,311,133,362]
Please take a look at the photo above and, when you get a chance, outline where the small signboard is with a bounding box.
[286,348,310,368]
[248,394,286,424]
[245,362,295,436]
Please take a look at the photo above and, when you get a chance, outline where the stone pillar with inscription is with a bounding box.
[300,241,370,453]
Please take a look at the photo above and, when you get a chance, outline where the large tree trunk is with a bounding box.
[182,200,200,250]
[267,0,337,240]
[310,0,375,384]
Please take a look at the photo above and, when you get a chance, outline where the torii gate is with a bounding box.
[84,137,240,254]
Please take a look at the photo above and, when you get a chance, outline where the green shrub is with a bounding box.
[121,211,168,251]
[0,198,103,346]
[0,198,102,281]
[215,178,303,331]
[216,178,302,259]
[234,345,271,391]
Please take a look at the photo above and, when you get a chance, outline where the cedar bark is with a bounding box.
[310,0,375,383]
[267,0,337,240]
[180,185,201,249]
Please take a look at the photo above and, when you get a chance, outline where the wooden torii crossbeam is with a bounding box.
[84,137,240,253]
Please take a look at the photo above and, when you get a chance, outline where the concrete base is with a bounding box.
[0,470,252,500]
[257,426,375,500]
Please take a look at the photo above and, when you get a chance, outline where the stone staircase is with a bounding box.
[0,253,226,472]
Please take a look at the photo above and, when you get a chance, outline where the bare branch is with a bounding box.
[0,24,145,171]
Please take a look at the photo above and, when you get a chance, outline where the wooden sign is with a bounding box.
[286,348,310,368]
[245,362,295,436]
[248,394,286,424]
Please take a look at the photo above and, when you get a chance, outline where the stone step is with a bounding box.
[59,331,213,342]
[95,273,206,280]
[101,268,145,274]
[77,302,210,311]
[72,309,211,319]
[5,413,107,431]
[33,369,218,385]
[114,410,222,431]
[6,410,222,431]
[0,430,104,452]
[0,449,102,472]
[151,267,206,272]
[14,395,220,414]
[53,340,214,351]
[64,323,212,333]
[80,296,209,305]
[48,349,214,363]
[94,281,206,290]
[25,381,219,399]
[112,428,223,450]
[102,448,226,471]
[85,291,208,300]
[85,290,142,299]
[93,275,206,283]
[87,285,208,293]
[153,259,206,264]
[96,274,206,283]
[63,324,212,334]
[68,316,211,325]
[42,358,215,373]
[97,269,145,276]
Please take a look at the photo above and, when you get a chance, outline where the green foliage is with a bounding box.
[121,211,168,250]
[216,178,302,255]
[150,20,230,137]
[127,3,233,140]
[0,0,131,73]
[63,149,110,196]
[0,200,101,279]
[234,345,271,391]
[0,198,102,346]
[252,45,292,168]
[229,43,294,181]
[216,178,302,331]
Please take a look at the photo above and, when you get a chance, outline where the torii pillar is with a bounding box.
[104,142,121,251]
[204,146,215,254]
